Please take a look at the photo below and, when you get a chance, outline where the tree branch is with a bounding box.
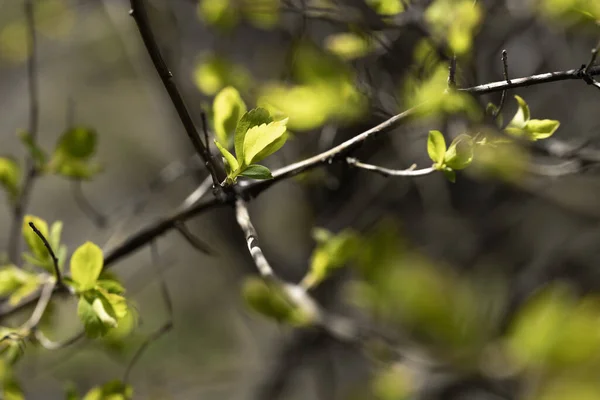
[346,158,435,177]
[128,0,223,188]
[7,0,40,263]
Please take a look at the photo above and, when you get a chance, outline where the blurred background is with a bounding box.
[0,0,599,399]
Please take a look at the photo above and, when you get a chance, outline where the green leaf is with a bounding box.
[0,266,28,297]
[252,130,289,164]
[243,118,288,165]
[442,168,456,183]
[444,134,474,170]
[56,127,97,159]
[198,0,238,30]
[214,140,239,175]
[96,279,125,295]
[48,221,63,256]
[366,0,405,15]
[213,86,247,145]
[70,242,103,291]
[303,229,359,288]
[22,215,48,261]
[427,130,446,165]
[0,158,20,201]
[238,164,272,179]
[524,119,560,140]
[78,295,111,338]
[234,108,273,165]
[242,277,311,326]
[82,380,133,400]
[508,95,530,129]
[18,131,47,168]
[324,32,372,60]
[243,0,280,29]
[9,276,41,306]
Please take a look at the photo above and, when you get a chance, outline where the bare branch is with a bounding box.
[7,0,40,263]
[128,0,224,188]
[28,222,62,285]
[493,50,510,120]
[347,158,435,177]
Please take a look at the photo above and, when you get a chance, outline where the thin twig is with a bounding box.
[493,50,510,120]
[174,221,216,256]
[128,0,223,188]
[347,158,435,177]
[71,180,107,228]
[28,222,62,284]
[5,63,600,318]
[34,330,85,350]
[123,242,173,384]
[22,279,55,331]
[461,64,600,94]
[447,55,457,89]
[585,39,600,74]
[7,0,40,263]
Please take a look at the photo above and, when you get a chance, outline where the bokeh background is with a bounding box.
[0,0,600,399]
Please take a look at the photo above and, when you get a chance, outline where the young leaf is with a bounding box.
[48,221,63,256]
[251,131,289,164]
[56,127,97,159]
[303,229,359,288]
[8,276,41,306]
[507,95,530,129]
[213,86,247,145]
[92,296,118,328]
[18,131,47,167]
[234,108,273,165]
[242,277,310,326]
[427,130,446,165]
[325,32,372,60]
[70,242,103,291]
[0,266,31,296]
[366,0,404,15]
[524,119,560,140]
[442,168,456,183]
[0,157,20,201]
[96,279,126,295]
[214,140,239,174]
[239,164,273,179]
[22,215,49,261]
[78,295,110,338]
[444,134,474,170]
[243,118,288,165]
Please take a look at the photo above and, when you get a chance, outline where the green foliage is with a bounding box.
[81,380,133,400]
[505,95,560,141]
[66,242,129,338]
[0,360,24,400]
[324,32,372,60]
[22,215,67,275]
[213,86,247,146]
[424,0,483,56]
[214,107,288,184]
[371,364,413,400]
[18,131,47,168]
[426,131,474,182]
[193,54,252,95]
[49,127,101,180]
[242,277,312,326]
[259,40,366,131]
[302,228,359,289]
[0,265,41,306]
[243,0,281,29]
[404,65,480,120]
[366,0,405,16]
[198,0,281,31]
[198,0,238,31]
[533,0,600,27]
[0,157,20,202]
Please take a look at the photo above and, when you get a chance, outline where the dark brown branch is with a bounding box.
[7,0,40,263]
[71,180,107,228]
[128,0,223,188]
[493,50,510,120]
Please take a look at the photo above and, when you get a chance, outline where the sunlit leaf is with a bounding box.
[213,86,247,145]
[70,242,103,291]
[22,215,48,261]
[0,158,20,202]
[427,130,446,165]
[325,32,372,60]
[444,134,474,170]
[243,118,288,165]
[366,0,405,15]
[198,0,238,30]
[235,108,273,165]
